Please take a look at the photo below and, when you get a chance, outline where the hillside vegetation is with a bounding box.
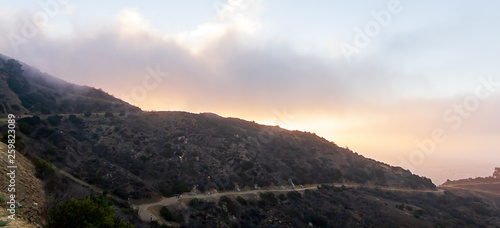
[2,54,498,227]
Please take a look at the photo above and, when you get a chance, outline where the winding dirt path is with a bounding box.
[135,184,444,223]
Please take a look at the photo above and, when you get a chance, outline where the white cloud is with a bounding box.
[168,0,263,54]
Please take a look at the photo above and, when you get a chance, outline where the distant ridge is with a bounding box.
[0,54,140,116]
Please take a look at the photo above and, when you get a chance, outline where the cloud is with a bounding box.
[1,1,500,185]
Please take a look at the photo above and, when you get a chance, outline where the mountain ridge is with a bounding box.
[6,54,488,227]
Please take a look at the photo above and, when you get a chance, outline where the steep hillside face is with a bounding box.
[0,54,433,202]
[0,55,140,116]
[9,111,435,201]
[0,142,46,227]
[441,171,500,210]
[173,186,500,228]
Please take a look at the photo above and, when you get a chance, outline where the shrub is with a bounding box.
[160,206,180,222]
[19,92,55,112]
[309,215,329,228]
[35,159,55,179]
[258,192,278,207]
[278,193,287,201]
[46,195,134,228]
[220,196,238,214]
[413,209,425,218]
[189,198,209,211]
[10,104,20,111]
[36,127,55,138]
[105,112,114,118]
[47,115,63,126]
[327,168,343,182]
[84,111,92,117]
[172,182,190,194]
[286,191,302,201]
[68,115,84,125]
[41,107,51,114]
[18,121,32,134]
[20,116,42,125]
[236,196,247,205]
[241,161,254,171]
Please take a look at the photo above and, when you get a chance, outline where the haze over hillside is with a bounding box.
[0,55,435,194]
[1,1,500,226]
[2,0,500,183]
[1,54,500,227]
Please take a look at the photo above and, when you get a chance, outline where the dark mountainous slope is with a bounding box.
[0,55,140,115]
[0,55,434,203]
[3,55,499,228]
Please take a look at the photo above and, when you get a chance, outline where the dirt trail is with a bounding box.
[135,183,444,223]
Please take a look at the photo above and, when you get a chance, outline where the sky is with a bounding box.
[1,0,500,184]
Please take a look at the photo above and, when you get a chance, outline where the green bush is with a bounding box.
[188,198,209,211]
[241,161,254,171]
[220,196,238,214]
[10,104,20,111]
[160,206,180,222]
[36,127,55,138]
[286,191,302,201]
[47,195,134,228]
[68,114,84,125]
[258,192,278,207]
[172,182,190,194]
[41,107,51,114]
[45,148,58,155]
[47,115,63,126]
[35,159,55,179]
[0,220,10,226]
[18,121,32,134]
[19,116,42,125]
[413,209,425,218]
[278,193,287,201]
[236,196,247,205]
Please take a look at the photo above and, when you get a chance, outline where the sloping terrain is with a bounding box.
[0,55,140,116]
[0,55,436,203]
[144,185,500,227]
[8,54,499,227]
[0,142,45,227]
[441,175,500,210]
[9,111,436,202]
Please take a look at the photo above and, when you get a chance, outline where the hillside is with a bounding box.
[3,54,498,227]
[165,185,500,227]
[441,169,500,210]
[0,54,140,116]
[0,55,436,201]
[4,111,437,201]
[0,142,45,227]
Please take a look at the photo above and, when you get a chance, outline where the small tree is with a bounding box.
[47,195,134,228]
[35,159,55,179]
[160,206,180,222]
[68,114,84,125]
[47,115,63,126]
